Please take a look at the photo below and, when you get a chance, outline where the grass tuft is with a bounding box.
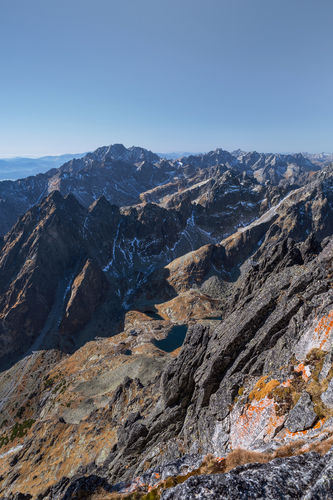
[249,377,280,402]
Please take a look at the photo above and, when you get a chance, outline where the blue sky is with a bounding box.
[0,0,332,156]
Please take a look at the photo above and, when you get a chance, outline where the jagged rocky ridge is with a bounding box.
[0,143,322,236]
[0,159,333,497]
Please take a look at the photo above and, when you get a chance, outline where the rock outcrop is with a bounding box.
[161,450,333,500]
[284,392,317,433]
[59,259,109,336]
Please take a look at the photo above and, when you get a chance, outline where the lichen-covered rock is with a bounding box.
[284,391,317,433]
[161,452,331,500]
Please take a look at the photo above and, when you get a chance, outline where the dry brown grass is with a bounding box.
[224,439,306,473]
[298,350,333,420]
[224,449,271,472]
[309,435,333,456]
[199,453,225,475]
[273,440,305,458]
[248,376,280,402]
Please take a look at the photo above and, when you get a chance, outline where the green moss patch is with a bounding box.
[10,419,35,441]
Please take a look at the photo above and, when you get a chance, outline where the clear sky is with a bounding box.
[0,0,332,156]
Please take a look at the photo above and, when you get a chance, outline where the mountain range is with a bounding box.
[0,144,326,237]
[0,144,333,498]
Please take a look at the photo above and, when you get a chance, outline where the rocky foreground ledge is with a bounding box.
[160,450,333,500]
[4,447,332,499]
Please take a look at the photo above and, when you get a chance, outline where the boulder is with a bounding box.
[285,391,317,433]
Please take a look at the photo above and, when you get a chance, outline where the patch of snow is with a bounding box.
[0,445,23,459]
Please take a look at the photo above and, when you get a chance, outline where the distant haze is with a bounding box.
[0,153,87,181]
[157,152,203,159]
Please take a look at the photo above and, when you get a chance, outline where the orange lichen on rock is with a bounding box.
[283,418,326,439]
[295,363,311,382]
[230,396,285,449]
[294,310,333,360]
[248,377,280,402]
[315,312,333,350]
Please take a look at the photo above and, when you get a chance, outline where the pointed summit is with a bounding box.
[88,195,119,219]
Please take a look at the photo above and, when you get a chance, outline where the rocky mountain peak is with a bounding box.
[88,194,113,214]
[231,148,247,157]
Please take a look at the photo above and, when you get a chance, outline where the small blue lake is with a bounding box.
[154,324,188,353]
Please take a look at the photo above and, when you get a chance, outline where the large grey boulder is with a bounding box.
[284,391,317,433]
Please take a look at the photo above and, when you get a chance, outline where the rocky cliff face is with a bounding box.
[0,150,333,498]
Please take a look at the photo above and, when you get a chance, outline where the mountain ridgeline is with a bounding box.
[1,144,333,499]
[0,143,323,236]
